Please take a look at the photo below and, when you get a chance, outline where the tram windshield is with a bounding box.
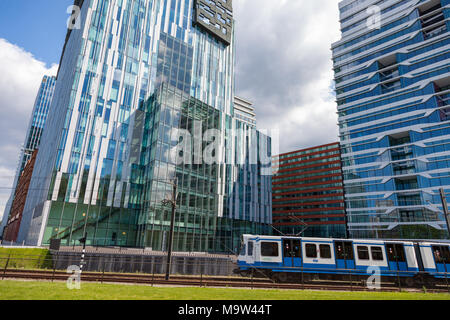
[239,242,246,256]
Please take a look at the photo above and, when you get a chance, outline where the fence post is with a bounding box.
[52,253,59,282]
[421,272,426,294]
[445,269,449,293]
[350,269,353,292]
[301,266,304,289]
[251,268,254,290]
[112,256,116,274]
[397,269,402,292]
[101,259,105,284]
[204,261,207,288]
[151,262,155,287]
[2,255,11,280]
[200,263,203,288]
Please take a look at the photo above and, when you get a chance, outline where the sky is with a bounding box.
[0,0,342,219]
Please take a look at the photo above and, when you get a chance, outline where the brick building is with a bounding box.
[3,150,38,242]
[272,142,347,238]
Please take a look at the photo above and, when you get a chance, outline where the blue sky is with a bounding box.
[0,0,73,66]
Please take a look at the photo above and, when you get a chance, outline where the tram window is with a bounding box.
[432,246,450,263]
[283,240,291,258]
[306,244,317,258]
[335,242,345,260]
[320,244,332,259]
[261,242,279,257]
[344,242,354,260]
[371,247,384,261]
[395,244,406,262]
[284,240,301,258]
[335,242,354,260]
[292,240,302,258]
[443,246,450,262]
[386,245,395,261]
[386,244,406,262]
[433,246,443,263]
[240,244,246,256]
[357,246,369,260]
[248,241,254,256]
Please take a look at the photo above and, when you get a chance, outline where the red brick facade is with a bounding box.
[3,150,38,242]
[272,143,347,238]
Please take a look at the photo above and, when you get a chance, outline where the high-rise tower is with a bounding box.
[1,75,56,239]
[19,0,272,252]
[333,0,450,239]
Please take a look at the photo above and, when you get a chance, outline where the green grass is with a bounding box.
[0,248,53,270]
[0,280,449,300]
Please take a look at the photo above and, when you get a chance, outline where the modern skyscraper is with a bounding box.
[0,75,56,238]
[18,0,272,252]
[272,143,347,238]
[333,0,450,239]
[234,96,256,128]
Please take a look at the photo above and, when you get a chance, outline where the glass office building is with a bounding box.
[18,0,272,252]
[333,0,450,239]
[1,75,56,238]
[135,84,271,252]
[20,76,57,172]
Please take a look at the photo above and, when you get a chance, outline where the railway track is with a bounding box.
[2,269,449,293]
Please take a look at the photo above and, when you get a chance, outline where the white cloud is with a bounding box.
[0,38,58,221]
[234,0,341,154]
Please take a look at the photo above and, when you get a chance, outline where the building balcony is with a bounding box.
[379,69,399,82]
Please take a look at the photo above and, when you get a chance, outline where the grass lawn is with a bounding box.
[0,248,53,269]
[0,280,449,300]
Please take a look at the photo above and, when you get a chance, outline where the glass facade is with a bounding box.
[1,75,56,236]
[18,0,272,252]
[21,76,57,172]
[333,0,450,239]
[272,143,347,238]
[134,84,271,252]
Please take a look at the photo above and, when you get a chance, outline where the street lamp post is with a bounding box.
[79,232,87,273]
[162,178,178,281]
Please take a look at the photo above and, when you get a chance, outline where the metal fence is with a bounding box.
[0,252,237,277]
[0,253,450,293]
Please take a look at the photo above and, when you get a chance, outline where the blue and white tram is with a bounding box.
[417,242,450,278]
[235,235,450,285]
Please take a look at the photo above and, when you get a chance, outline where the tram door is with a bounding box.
[386,243,407,272]
[282,239,302,268]
[431,245,450,274]
[334,241,355,270]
